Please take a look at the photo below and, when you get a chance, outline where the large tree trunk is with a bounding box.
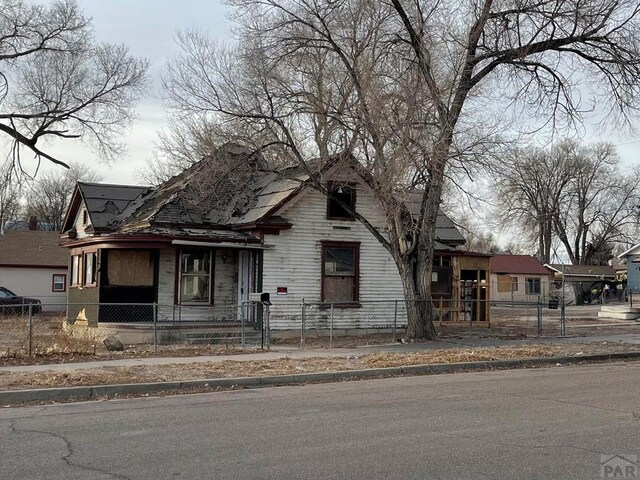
[397,256,439,339]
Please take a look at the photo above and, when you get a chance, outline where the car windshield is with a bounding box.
[0,288,16,298]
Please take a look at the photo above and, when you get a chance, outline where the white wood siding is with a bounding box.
[157,248,175,307]
[73,204,90,239]
[263,175,406,330]
[214,250,238,305]
[155,248,240,323]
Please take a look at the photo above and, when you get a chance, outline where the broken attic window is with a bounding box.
[327,182,356,220]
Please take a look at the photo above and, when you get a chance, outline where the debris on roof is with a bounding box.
[63,144,467,249]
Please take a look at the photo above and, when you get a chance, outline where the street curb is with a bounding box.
[2,351,640,405]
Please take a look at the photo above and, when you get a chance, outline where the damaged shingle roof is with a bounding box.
[77,182,152,229]
[66,145,465,248]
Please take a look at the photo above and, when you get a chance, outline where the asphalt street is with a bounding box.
[1,362,639,480]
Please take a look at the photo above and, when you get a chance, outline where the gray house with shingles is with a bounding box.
[60,144,488,329]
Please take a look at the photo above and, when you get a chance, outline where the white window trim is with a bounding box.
[178,249,213,305]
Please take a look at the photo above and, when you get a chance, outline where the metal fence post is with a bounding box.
[241,303,246,348]
[536,295,542,337]
[300,297,305,350]
[264,304,270,350]
[329,303,334,349]
[560,296,566,336]
[393,299,398,341]
[153,303,158,353]
[28,304,33,357]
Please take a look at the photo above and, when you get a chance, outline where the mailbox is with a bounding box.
[548,297,559,310]
[248,292,272,305]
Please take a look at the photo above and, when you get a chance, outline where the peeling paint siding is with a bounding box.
[74,205,89,239]
[157,248,175,308]
[214,250,238,305]
[156,248,240,322]
[263,181,406,330]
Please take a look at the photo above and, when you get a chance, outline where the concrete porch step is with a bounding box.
[597,311,640,320]
[600,305,640,314]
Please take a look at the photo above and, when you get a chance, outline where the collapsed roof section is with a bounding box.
[60,144,467,249]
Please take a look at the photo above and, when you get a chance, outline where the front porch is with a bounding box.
[67,244,263,326]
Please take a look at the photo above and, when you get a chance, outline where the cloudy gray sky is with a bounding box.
[12,0,640,184]
[24,0,232,184]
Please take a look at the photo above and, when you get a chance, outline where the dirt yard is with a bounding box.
[1,304,638,366]
[0,343,636,391]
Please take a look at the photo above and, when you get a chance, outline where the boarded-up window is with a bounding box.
[498,275,518,292]
[322,242,359,303]
[107,250,154,286]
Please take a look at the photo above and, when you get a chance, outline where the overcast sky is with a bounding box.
[11,0,640,185]
[21,0,232,184]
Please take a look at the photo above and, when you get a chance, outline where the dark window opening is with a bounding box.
[432,266,452,295]
[322,242,359,304]
[327,183,356,219]
[526,277,541,295]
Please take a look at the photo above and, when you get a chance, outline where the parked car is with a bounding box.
[0,286,42,315]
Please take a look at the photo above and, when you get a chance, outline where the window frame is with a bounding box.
[178,249,213,305]
[525,277,542,295]
[52,273,67,293]
[70,255,82,287]
[321,241,360,306]
[326,182,357,221]
[511,276,518,292]
[84,252,97,287]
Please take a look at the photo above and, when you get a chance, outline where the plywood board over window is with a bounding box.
[108,250,154,286]
[497,274,509,292]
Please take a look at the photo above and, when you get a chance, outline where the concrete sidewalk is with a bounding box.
[2,333,640,374]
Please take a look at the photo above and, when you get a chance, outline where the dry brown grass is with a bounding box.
[0,343,636,391]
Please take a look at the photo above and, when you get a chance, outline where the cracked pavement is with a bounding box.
[2,361,640,479]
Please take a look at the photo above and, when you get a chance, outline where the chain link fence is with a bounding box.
[0,302,270,360]
[2,297,639,359]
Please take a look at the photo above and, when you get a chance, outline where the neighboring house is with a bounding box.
[490,255,553,302]
[545,263,618,304]
[618,244,640,301]
[59,144,489,330]
[0,231,68,312]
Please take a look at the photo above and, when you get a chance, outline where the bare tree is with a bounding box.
[163,0,640,339]
[0,158,22,232]
[0,0,148,169]
[140,117,224,185]
[25,162,101,230]
[497,140,640,267]
[496,143,575,264]
[553,143,640,266]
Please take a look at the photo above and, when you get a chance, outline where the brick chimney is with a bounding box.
[28,216,37,230]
